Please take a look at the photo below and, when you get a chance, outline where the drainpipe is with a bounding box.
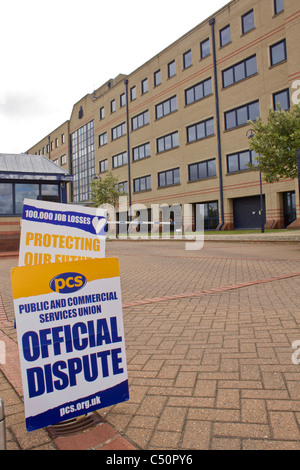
[209,17,224,230]
[124,79,132,221]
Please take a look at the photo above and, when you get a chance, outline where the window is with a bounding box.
[158,168,180,188]
[142,78,148,94]
[242,9,255,34]
[118,181,128,194]
[200,38,210,59]
[112,122,126,140]
[130,86,136,101]
[132,110,149,130]
[222,55,257,88]
[168,60,176,78]
[61,134,65,144]
[55,138,59,148]
[220,25,231,47]
[185,78,212,105]
[183,50,192,69]
[133,175,151,193]
[71,120,95,202]
[99,132,107,147]
[154,70,161,87]
[195,201,219,230]
[133,142,150,161]
[270,39,287,66]
[227,150,258,173]
[157,131,179,153]
[225,101,260,130]
[189,159,216,182]
[61,154,67,165]
[120,93,126,107]
[187,117,214,143]
[274,0,284,15]
[112,151,127,169]
[111,99,116,113]
[273,89,290,110]
[155,96,177,119]
[99,159,108,173]
[0,183,13,214]
[100,106,105,120]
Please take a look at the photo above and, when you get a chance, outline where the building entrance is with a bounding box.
[233,196,265,230]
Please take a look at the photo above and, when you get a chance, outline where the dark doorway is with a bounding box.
[283,191,296,227]
[233,195,265,229]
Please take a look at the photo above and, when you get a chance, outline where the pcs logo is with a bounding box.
[50,272,87,294]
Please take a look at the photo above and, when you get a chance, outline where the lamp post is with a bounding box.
[247,129,264,233]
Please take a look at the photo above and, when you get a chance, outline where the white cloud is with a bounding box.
[0,0,228,153]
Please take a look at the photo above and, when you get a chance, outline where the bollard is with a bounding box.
[0,399,6,450]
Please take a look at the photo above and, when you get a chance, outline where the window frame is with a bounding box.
[132,142,151,162]
[270,39,287,66]
[273,88,290,111]
[188,159,217,182]
[187,117,215,143]
[131,110,149,131]
[111,122,126,141]
[274,0,284,15]
[242,9,255,35]
[133,175,151,193]
[155,95,177,120]
[157,131,179,154]
[185,77,213,105]
[200,38,210,59]
[222,55,257,88]
[168,60,176,78]
[158,167,180,188]
[183,50,192,69]
[220,25,231,47]
[224,100,260,131]
[112,151,127,169]
[227,149,258,173]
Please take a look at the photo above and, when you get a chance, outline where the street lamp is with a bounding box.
[247,128,265,233]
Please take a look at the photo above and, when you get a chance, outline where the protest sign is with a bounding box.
[18,199,107,266]
[11,257,129,432]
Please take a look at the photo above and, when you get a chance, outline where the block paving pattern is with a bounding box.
[1,240,300,449]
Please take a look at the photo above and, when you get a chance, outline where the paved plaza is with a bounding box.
[1,238,300,449]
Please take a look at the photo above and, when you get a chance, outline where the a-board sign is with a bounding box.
[11,257,129,432]
[19,199,107,266]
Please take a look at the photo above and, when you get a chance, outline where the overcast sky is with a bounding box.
[0,0,228,154]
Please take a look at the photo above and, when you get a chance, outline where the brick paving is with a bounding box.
[1,238,300,449]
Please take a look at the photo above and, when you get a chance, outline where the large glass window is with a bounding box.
[195,201,219,230]
[0,183,13,215]
[15,184,39,214]
[71,120,95,203]
[0,182,61,215]
[41,184,59,202]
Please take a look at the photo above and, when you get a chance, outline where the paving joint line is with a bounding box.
[122,272,300,308]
